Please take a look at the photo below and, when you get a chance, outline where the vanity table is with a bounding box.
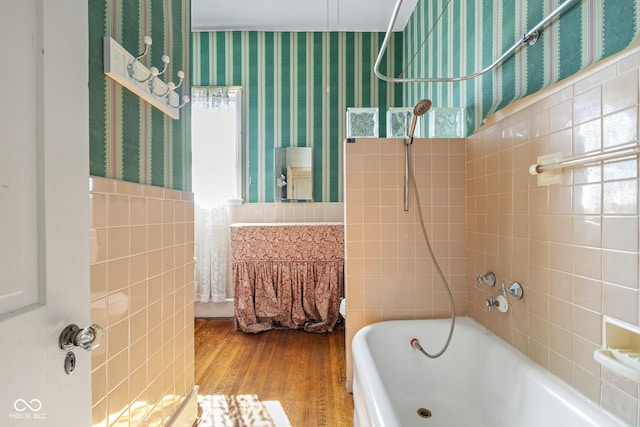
[230,222,344,333]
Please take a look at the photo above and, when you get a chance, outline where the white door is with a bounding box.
[0,1,92,426]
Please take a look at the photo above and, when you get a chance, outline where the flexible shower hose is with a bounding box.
[406,143,456,358]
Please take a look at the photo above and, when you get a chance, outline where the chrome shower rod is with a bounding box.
[374,0,580,83]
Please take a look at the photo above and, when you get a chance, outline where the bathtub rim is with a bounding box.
[351,315,627,427]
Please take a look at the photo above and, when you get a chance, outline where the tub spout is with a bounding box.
[485,296,499,311]
[486,295,509,312]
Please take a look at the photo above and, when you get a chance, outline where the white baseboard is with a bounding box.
[195,300,234,318]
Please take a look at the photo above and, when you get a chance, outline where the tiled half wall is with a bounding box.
[89,177,195,426]
[344,137,468,388]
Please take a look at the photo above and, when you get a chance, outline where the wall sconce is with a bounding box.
[104,35,187,119]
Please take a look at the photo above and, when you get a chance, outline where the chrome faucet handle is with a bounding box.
[498,282,508,297]
[477,272,496,287]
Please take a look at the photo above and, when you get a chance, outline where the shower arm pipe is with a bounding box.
[374,0,579,83]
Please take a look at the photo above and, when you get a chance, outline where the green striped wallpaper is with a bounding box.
[192,31,404,203]
[89,0,192,191]
[403,0,640,136]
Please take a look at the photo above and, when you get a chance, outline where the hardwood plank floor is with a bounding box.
[195,319,354,426]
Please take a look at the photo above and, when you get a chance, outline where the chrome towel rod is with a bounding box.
[529,145,640,176]
[374,0,580,83]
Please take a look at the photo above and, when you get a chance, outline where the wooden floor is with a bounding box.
[194,319,354,426]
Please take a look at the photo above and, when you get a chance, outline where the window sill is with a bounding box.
[226,198,244,206]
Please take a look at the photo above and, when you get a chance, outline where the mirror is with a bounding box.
[275,147,313,201]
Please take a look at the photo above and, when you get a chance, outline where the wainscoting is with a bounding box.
[89,177,196,426]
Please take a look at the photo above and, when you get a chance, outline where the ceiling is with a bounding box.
[191,0,419,32]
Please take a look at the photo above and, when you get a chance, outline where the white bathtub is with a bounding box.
[352,317,625,427]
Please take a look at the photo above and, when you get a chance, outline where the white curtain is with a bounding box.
[194,204,229,303]
[191,86,230,110]
[192,86,239,303]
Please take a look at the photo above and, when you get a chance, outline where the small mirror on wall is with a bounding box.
[275,147,313,201]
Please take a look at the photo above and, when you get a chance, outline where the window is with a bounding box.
[191,87,242,207]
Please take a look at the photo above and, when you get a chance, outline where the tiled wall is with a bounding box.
[194,202,344,318]
[343,137,467,388]
[466,43,640,426]
[89,177,195,426]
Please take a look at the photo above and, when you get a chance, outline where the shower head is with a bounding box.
[413,99,432,117]
[407,99,432,144]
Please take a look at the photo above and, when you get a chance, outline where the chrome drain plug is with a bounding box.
[417,408,432,419]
